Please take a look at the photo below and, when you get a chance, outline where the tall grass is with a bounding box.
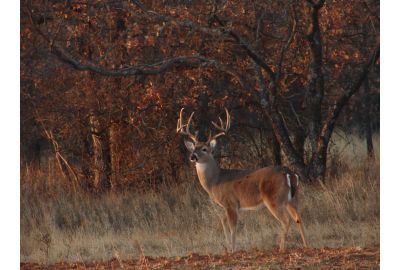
[20,134,379,264]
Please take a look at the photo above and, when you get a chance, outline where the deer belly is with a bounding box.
[239,203,265,211]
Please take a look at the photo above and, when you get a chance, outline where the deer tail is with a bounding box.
[286,173,299,201]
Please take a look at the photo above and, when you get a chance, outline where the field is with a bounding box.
[20,135,380,269]
[21,247,379,269]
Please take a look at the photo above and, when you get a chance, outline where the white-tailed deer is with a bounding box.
[177,108,307,252]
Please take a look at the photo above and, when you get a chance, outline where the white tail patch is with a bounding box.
[286,173,292,201]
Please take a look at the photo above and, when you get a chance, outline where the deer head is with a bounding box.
[177,108,230,163]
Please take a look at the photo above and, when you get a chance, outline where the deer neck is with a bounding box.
[195,159,220,193]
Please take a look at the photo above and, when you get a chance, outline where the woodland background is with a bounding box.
[20,0,380,264]
[21,0,379,191]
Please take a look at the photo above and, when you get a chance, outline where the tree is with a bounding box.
[21,0,380,187]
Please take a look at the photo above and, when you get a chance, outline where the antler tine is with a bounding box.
[186,111,195,132]
[176,108,184,132]
[211,108,230,131]
[210,108,231,141]
[211,118,223,131]
[218,117,223,129]
[225,107,231,130]
[176,108,198,142]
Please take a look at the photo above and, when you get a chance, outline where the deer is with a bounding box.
[176,108,307,252]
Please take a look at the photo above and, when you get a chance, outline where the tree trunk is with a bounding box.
[108,121,121,188]
[269,104,306,176]
[198,93,210,142]
[362,78,374,158]
[293,127,306,162]
[366,119,374,158]
[304,0,325,162]
[89,113,107,190]
[307,147,327,182]
[271,131,282,166]
[44,129,79,191]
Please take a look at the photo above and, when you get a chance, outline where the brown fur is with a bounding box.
[184,141,307,251]
[178,109,307,251]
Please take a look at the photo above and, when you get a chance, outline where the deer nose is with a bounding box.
[190,153,198,162]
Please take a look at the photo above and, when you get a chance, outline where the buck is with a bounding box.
[177,108,307,252]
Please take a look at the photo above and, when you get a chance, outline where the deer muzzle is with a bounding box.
[190,153,198,162]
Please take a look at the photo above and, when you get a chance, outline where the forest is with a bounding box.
[21,0,379,190]
[21,0,380,267]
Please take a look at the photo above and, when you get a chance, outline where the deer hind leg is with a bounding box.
[276,209,290,251]
[225,207,238,252]
[286,203,307,248]
[263,200,290,251]
[219,215,230,248]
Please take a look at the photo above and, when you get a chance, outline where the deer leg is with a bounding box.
[219,215,230,248]
[263,200,290,251]
[276,210,290,252]
[225,207,238,252]
[286,203,307,248]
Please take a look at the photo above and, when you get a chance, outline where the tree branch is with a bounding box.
[306,0,325,9]
[213,14,276,81]
[27,0,253,83]
[51,46,208,76]
[276,6,297,82]
[131,3,278,81]
[254,62,305,173]
[320,46,379,144]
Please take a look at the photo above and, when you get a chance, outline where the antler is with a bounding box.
[209,108,231,141]
[176,108,198,142]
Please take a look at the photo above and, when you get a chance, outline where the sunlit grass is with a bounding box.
[20,134,379,264]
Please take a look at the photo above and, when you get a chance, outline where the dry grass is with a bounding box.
[20,134,379,264]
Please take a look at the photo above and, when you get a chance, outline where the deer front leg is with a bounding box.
[225,207,238,252]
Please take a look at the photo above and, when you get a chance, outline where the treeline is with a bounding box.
[21,0,379,192]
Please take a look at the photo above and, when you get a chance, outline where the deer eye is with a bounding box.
[202,148,207,152]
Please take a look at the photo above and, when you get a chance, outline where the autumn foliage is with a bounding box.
[21,0,379,191]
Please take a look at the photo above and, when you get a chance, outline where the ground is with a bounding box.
[21,247,379,269]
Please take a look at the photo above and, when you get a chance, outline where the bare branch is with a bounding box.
[50,45,208,76]
[277,6,297,81]
[130,0,223,37]
[321,45,379,143]
[211,14,276,81]
[131,2,277,81]
[306,0,325,9]
[27,4,254,85]
[130,0,149,12]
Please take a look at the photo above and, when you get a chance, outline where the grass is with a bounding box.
[20,134,379,264]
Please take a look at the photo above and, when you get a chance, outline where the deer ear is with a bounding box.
[184,140,195,152]
[209,139,217,150]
